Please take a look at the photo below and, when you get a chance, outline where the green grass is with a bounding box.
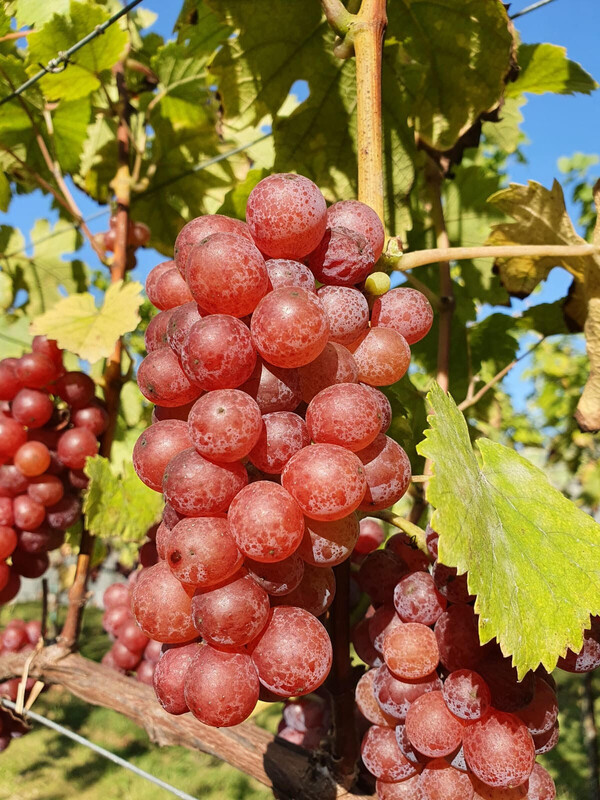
[1,602,598,799]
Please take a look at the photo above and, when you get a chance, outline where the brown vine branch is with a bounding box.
[0,30,33,42]
[458,337,545,412]
[0,649,375,800]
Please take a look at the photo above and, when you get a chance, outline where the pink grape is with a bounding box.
[525,763,556,799]
[15,352,58,388]
[251,287,329,368]
[356,549,409,605]
[533,723,559,755]
[181,314,257,390]
[240,358,301,413]
[57,428,98,470]
[443,670,491,721]
[316,285,369,346]
[166,516,242,588]
[250,607,332,696]
[227,481,304,562]
[371,287,434,345]
[360,725,418,782]
[306,382,382,451]
[393,571,446,625]
[297,514,359,567]
[166,301,205,356]
[432,561,473,604]
[265,259,316,293]
[0,360,22,401]
[245,553,304,596]
[557,616,600,673]
[112,641,142,671]
[281,443,367,521]
[373,664,442,721]
[191,569,270,646]
[469,776,528,799]
[54,371,95,409]
[144,310,173,352]
[478,654,535,712]
[174,214,253,276]
[185,642,260,726]
[0,527,17,560]
[137,348,201,408]
[356,434,411,511]
[348,327,411,386]
[153,642,198,714]
[435,605,484,673]
[246,173,327,259]
[355,517,385,554]
[326,199,385,260]
[463,709,535,788]
[360,383,392,432]
[72,401,109,436]
[163,448,247,516]
[103,582,130,609]
[420,758,474,800]
[14,441,51,477]
[376,776,425,800]
[11,389,53,428]
[274,563,335,617]
[248,411,309,474]
[148,266,194,310]
[298,342,358,403]
[186,232,269,317]
[405,691,464,758]
[355,669,397,726]
[369,604,403,655]
[131,561,196,643]
[133,420,192,492]
[13,495,45,530]
[308,226,375,286]
[383,622,440,680]
[188,389,262,462]
[351,617,381,667]
[0,418,27,459]
[385,532,430,573]
[145,260,175,300]
[515,676,558,735]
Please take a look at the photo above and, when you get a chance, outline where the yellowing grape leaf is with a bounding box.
[83,456,162,542]
[30,280,143,363]
[506,43,598,98]
[417,383,600,678]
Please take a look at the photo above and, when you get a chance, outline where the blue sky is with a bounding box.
[2,0,598,408]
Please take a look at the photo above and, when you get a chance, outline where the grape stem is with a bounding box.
[372,511,430,557]
[320,0,354,37]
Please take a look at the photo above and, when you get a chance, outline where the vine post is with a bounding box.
[58,61,132,651]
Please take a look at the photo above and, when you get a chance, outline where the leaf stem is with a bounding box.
[394,243,599,271]
[320,0,354,36]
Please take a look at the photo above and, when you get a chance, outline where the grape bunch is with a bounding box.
[0,619,42,753]
[132,172,433,728]
[101,578,162,685]
[0,339,104,604]
[353,521,565,799]
[93,214,151,271]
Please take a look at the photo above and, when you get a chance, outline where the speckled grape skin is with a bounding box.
[525,763,556,800]
[386,532,431,573]
[371,288,434,345]
[187,389,262,463]
[478,655,535,713]
[360,383,392,432]
[191,570,270,647]
[133,420,192,492]
[251,287,330,368]
[166,301,205,357]
[308,226,375,287]
[393,572,447,626]
[297,513,359,567]
[317,285,369,345]
[369,604,403,655]
[245,553,304,596]
[376,775,426,800]
[266,259,316,293]
[250,606,332,696]
[348,327,411,386]
[240,357,302,413]
[557,617,600,672]
[152,642,199,715]
[443,670,492,721]
[274,563,335,617]
[326,200,385,260]
[360,725,419,782]
[248,411,309,474]
[137,348,201,408]
[372,664,442,721]
[184,643,260,727]
[145,260,175,302]
[131,562,197,643]
[150,266,194,310]
[181,314,257,390]
[145,310,173,352]
[420,759,474,800]
[356,434,411,512]
[227,481,305,563]
[469,775,528,799]
[355,669,397,726]
[298,342,358,403]
[306,383,382,452]
[435,605,485,673]
[384,623,440,680]
[405,691,464,758]
[394,722,429,766]
[516,676,558,735]
[166,516,242,588]
[355,517,385,554]
[246,173,327,259]
[533,722,559,755]
[162,447,247,516]
[186,233,269,317]
[463,709,535,789]
[174,214,253,277]
[356,549,410,606]
[281,443,367,521]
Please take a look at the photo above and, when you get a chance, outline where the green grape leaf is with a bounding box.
[26,2,128,101]
[16,0,70,28]
[482,96,526,155]
[83,456,162,542]
[417,383,600,678]
[0,171,9,212]
[0,313,32,356]
[517,301,570,337]
[30,280,143,363]
[217,168,269,220]
[76,112,118,203]
[52,98,91,173]
[506,43,598,98]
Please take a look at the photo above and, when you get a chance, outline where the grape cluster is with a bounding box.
[353,522,560,799]
[0,339,104,604]
[93,215,151,271]
[0,619,41,752]
[132,173,433,728]
[101,578,162,685]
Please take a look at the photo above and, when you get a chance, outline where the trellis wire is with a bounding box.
[1,698,199,800]
[510,0,558,19]
[0,0,144,108]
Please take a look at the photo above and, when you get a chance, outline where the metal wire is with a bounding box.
[1,698,199,800]
[510,0,558,19]
[0,0,144,107]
